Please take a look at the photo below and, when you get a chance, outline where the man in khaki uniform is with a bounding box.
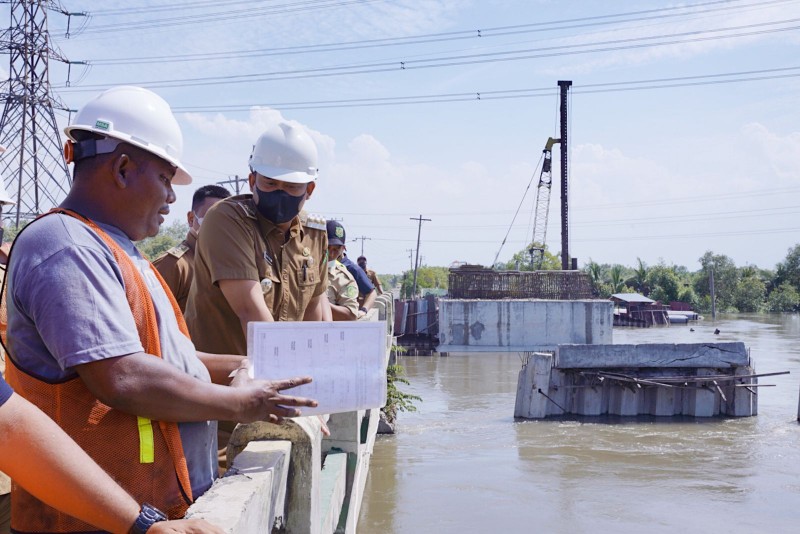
[185,121,329,357]
[357,255,384,296]
[325,221,359,321]
[153,185,230,312]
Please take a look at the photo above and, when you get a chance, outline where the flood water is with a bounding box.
[358,314,800,533]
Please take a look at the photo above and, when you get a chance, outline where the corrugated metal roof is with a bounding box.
[610,293,655,303]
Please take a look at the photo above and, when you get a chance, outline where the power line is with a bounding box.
[57,18,800,92]
[68,0,382,35]
[77,0,792,65]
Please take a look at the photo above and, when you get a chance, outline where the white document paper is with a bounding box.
[247,321,388,416]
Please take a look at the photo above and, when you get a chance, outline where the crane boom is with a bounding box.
[528,137,560,269]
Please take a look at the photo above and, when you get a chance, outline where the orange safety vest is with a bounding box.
[2,209,194,532]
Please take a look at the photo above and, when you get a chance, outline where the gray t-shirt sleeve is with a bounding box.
[13,243,144,372]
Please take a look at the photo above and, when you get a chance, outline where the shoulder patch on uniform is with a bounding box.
[344,285,358,298]
[234,198,257,219]
[303,212,327,231]
[167,242,190,258]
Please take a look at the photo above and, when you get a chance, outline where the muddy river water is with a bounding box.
[358,313,800,533]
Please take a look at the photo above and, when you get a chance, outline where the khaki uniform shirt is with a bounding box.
[185,195,328,355]
[152,231,196,313]
[0,266,10,496]
[326,261,359,319]
[366,268,384,295]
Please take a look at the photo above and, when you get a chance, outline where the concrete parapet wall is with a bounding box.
[185,309,393,533]
[185,441,291,532]
[438,299,613,352]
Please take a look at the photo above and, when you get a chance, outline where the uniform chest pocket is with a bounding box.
[297,267,317,288]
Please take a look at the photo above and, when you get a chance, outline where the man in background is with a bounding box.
[154,184,230,312]
[325,221,359,321]
[341,251,376,315]
[357,255,384,296]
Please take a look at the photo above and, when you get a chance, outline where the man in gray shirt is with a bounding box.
[3,86,317,530]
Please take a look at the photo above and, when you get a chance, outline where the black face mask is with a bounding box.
[254,186,305,224]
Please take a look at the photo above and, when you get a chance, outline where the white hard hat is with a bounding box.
[0,145,15,206]
[249,122,318,184]
[64,86,192,185]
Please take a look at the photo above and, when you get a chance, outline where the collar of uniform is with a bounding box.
[254,206,304,241]
[185,230,197,252]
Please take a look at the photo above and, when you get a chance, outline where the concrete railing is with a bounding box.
[186,293,394,533]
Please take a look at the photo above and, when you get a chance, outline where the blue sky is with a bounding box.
[5,0,800,275]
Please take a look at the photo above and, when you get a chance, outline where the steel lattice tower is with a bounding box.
[0,0,73,227]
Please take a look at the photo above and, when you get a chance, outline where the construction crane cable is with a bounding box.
[491,151,546,268]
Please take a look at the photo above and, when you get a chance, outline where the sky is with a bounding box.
[2,0,800,276]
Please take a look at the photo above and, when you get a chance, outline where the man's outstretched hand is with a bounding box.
[231,367,318,423]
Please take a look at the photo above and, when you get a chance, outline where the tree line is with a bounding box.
[494,242,800,313]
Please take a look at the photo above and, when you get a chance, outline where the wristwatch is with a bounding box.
[359,306,368,313]
[130,504,167,534]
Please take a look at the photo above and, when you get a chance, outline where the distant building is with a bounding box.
[610,293,669,327]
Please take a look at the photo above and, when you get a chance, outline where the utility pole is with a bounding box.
[217,174,244,195]
[410,214,431,299]
[558,80,572,270]
[0,1,85,226]
[406,249,414,272]
[351,235,371,256]
[709,269,717,321]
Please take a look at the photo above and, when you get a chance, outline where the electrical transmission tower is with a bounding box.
[0,1,84,226]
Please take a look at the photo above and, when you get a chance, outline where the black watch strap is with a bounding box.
[359,306,368,313]
[130,503,168,534]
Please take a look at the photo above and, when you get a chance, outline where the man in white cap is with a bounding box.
[2,86,316,532]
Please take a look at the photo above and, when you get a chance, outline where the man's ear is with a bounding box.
[305,181,316,199]
[111,153,133,189]
[187,210,195,227]
[248,171,256,191]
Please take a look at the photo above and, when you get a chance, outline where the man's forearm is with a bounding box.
[329,302,357,321]
[76,353,247,423]
[361,289,377,311]
[303,294,327,321]
[197,352,246,385]
[0,393,141,532]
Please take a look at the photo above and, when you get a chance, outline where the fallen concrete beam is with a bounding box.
[555,342,749,369]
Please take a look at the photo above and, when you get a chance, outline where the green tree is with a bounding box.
[136,221,188,260]
[608,264,628,294]
[734,273,766,312]
[766,282,800,312]
[774,244,800,292]
[628,257,649,295]
[677,286,699,309]
[399,266,449,298]
[694,251,739,312]
[647,263,681,303]
[500,242,560,271]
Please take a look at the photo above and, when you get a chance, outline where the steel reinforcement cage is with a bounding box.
[447,267,594,300]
